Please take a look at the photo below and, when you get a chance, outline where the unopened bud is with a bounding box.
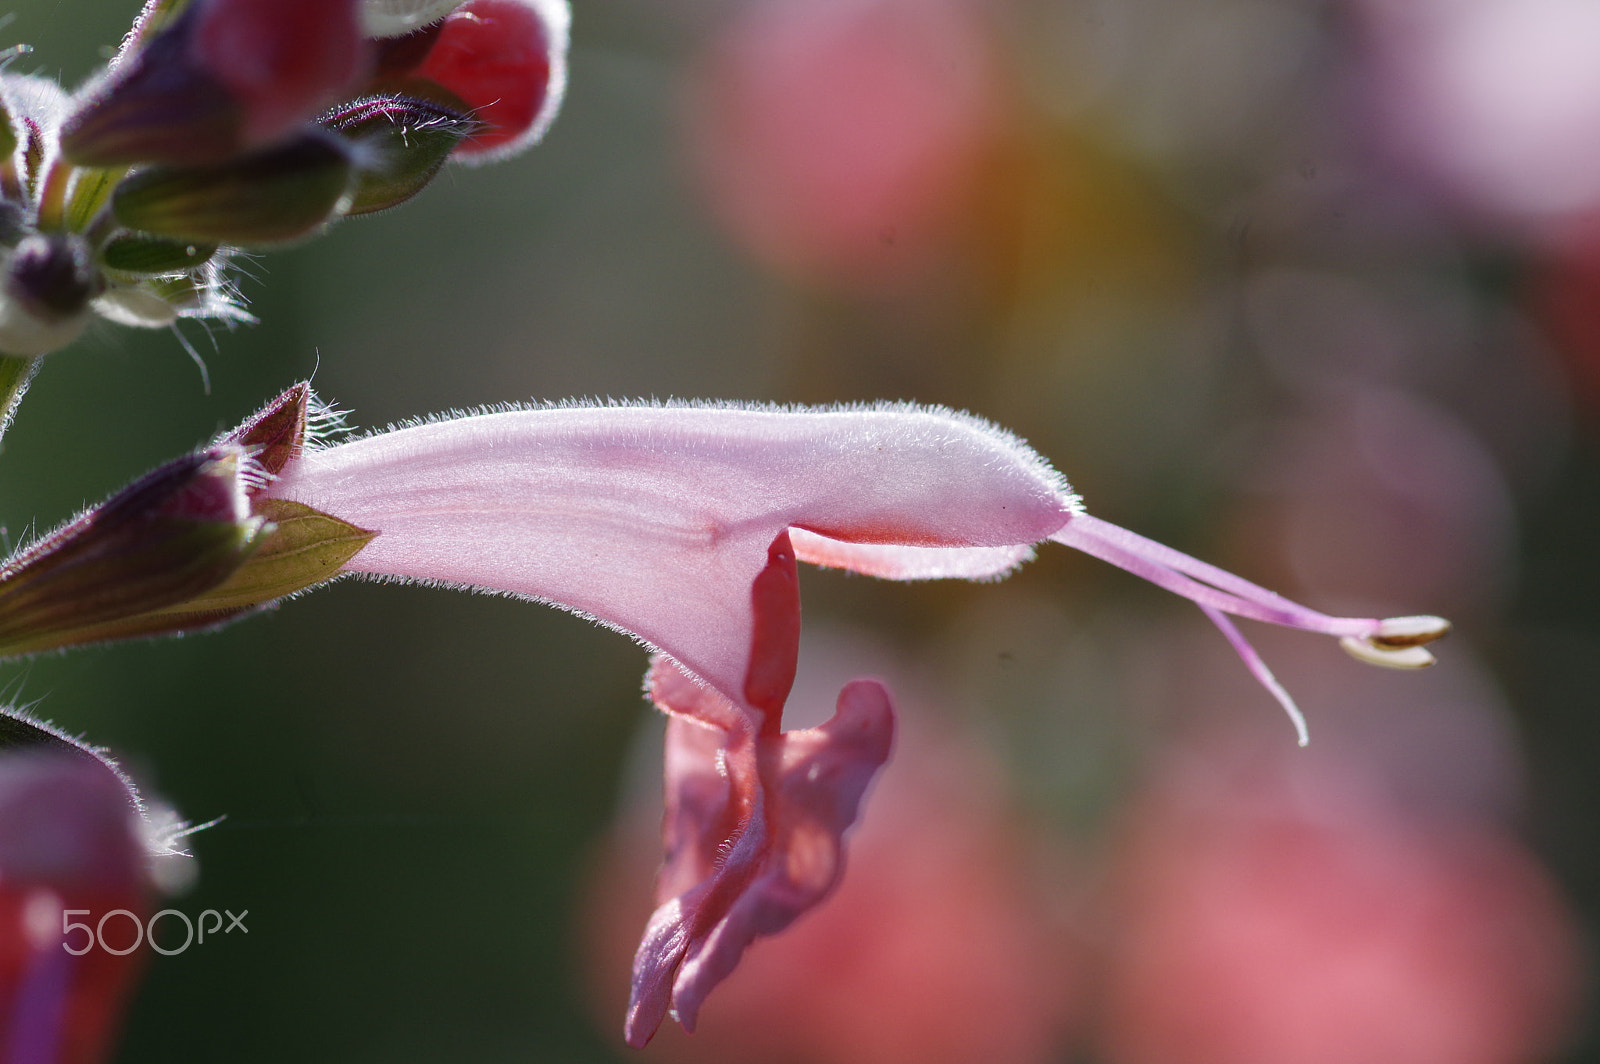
[193,0,369,147]
[0,717,167,1064]
[0,745,148,896]
[0,447,269,657]
[0,233,99,357]
[64,0,367,167]
[111,130,354,246]
[0,710,144,835]
[323,94,477,215]
[368,0,568,163]
[61,8,243,167]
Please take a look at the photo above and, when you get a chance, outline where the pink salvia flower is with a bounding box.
[267,400,1446,736]
[260,396,1449,1038]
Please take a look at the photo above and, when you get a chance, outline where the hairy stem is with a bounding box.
[0,355,40,446]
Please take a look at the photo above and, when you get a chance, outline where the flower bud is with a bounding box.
[368,0,569,163]
[60,14,240,168]
[0,447,269,657]
[111,130,354,246]
[221,379,313,476]
[323,94,477,215]
[0,233,99,357]
[0,711,145,849]
[8,384,373,649]
[62,0,367,167]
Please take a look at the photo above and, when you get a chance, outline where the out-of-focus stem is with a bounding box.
[0,355,40,446]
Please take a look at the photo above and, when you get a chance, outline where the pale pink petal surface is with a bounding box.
[269,402,1074,709]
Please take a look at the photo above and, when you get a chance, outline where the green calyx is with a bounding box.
[156,498,375,615]
[323,94,478,216]
[99,233,218,275]
[111,132,354,246]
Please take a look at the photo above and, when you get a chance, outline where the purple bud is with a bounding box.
[5,235,99,323]
[0,718,166,1064]
[62,0,369,167]
[0,447,268,656]
[0,234,100,357]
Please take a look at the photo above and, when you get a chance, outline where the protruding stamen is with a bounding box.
[1370,614,1451,649]
[1340,637,1437,669]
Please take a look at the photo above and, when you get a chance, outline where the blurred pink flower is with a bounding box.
[0,750,151,1064]
[1097,750,1583,1064]
[685,0,1002,289]
[1354,0,1600,222]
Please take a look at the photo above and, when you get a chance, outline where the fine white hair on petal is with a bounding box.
[303,393,354,448]
[310,395,1078,503]
[268,400,1079,703]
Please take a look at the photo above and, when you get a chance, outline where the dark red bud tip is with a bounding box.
[375,0,569,164]
[220,382,312,479]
